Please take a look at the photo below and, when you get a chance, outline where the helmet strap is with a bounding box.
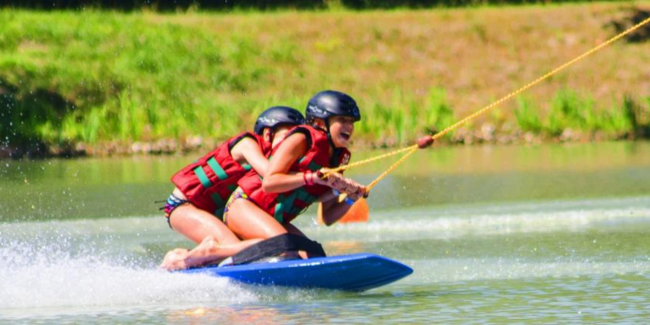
[323,119,344,167]
[263,128,275,144]
[324,118,338,150]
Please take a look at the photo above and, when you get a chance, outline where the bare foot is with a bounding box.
[160,248,190,271]
[196,236,219,252]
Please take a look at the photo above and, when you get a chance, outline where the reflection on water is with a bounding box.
[1,141,650,222]
[1,141,650,322]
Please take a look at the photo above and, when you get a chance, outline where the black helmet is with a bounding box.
[254,106,305,135]
[306,90,361,123]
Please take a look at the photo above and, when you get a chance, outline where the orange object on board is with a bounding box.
[318,197,369,224]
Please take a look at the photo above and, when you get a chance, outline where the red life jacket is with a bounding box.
[239,125,351,224]
[171,132,270,218]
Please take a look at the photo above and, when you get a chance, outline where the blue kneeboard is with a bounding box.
[179,253,413,292]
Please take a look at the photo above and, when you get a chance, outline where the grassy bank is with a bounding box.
[1,3,649,157]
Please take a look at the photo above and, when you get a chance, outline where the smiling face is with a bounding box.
[327,115,356,148]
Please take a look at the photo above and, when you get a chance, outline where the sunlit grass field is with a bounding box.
[0,2,649,154]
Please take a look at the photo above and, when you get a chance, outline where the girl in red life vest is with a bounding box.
[223,90,367,246]
[160,106,305,270]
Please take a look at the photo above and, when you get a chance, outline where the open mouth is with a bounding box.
[340,132,351,141]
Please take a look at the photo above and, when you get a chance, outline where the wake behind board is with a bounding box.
[179,253,413,292]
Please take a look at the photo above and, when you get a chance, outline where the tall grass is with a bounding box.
[515,90,648,139]
[358,88,455,146]
[514,97,542,133]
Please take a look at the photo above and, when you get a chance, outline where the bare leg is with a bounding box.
[160,236,264,270]
[161,188,264,270]
[167,188,240,245]
[226,199,318,259]
[169,204,241,245]
[225,198,289,240]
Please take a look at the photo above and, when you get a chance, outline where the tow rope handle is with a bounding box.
[320,135,434,196]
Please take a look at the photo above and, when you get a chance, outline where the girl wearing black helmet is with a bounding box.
[223,90,366,250]
[160,106,305,270]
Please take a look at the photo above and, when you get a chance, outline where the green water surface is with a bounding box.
[1,141,649,323]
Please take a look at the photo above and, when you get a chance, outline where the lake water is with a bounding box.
[1,141,650,323]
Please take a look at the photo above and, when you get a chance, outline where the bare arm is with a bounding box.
[262,134,356,194]
[318,193,354,226]
[262,131,368,219]
[230,137,269,177]
[262,133,310,193]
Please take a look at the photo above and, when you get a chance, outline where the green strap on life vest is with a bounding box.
[193,157,229,189]
[273,188,318,223]
[274,193,300,223]
[298,156,322,171]
[307,161,320,171]
[214,207,226,220]
[193,166,212,188]
[296,188,316,204]
[273,195,286,224]
[207,157,228,180]
[211,192,226,208]
[211,185,238,217]
[271,156,324,223]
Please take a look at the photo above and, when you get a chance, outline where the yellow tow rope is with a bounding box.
[325,15,650,193]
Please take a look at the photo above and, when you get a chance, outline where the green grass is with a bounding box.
[514,97,543,134]
[514,90,648,139]
[0,11,262,146]
[1,4,649,155]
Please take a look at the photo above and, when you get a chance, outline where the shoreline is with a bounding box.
[1,126,645,159]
